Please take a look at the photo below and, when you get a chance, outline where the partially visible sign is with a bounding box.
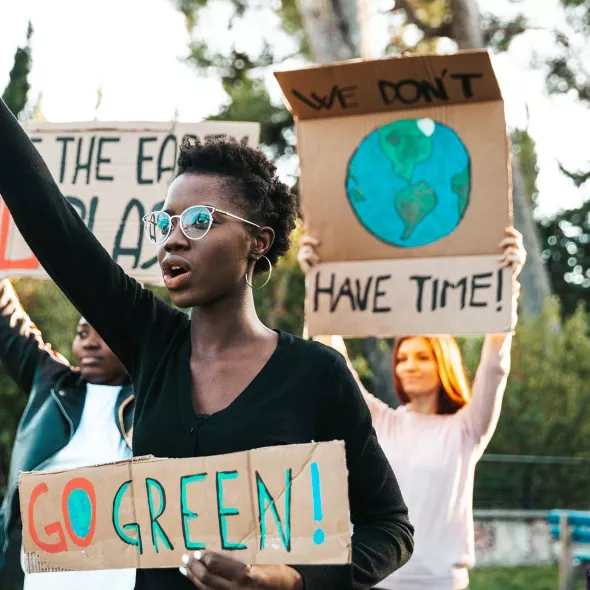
[0,120,260,284]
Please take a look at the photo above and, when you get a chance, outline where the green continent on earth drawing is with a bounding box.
[452,167,470,218]
[395,181,438,240]
[346,118,471,248]
[379,119,433,181]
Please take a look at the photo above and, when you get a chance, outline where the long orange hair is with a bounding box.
[393,336,472,415]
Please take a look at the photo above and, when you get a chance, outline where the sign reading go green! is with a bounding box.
[19,441,351,572]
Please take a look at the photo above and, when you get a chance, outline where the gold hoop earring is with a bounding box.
[245,256,272,289]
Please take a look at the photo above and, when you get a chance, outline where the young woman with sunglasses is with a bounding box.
[298,229,525,590]
[0,98,414,590]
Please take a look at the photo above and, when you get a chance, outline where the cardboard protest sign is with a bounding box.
[275,50,513,336]
[0,120,259,284]
[19,441,350,573]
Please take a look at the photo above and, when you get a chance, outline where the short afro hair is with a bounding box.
[176,136,297,274]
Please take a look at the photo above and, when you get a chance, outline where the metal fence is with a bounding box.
[474,454,590,510]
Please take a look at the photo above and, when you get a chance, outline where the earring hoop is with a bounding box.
[245,255,272,289]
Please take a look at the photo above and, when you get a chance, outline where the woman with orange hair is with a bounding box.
[298,227,526,590]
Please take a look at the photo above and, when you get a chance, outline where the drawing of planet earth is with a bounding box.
[346,118,470,248]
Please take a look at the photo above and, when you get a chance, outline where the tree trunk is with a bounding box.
[511,162,552,315]
[295,0,359,62]
[450,0,552,314]
[295,0,398,406]
[449,0,484,49]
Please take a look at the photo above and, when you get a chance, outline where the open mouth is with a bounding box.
[168,265,188,278]
[162,258,192,289]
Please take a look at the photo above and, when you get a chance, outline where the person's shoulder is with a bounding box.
[32,355,78,393]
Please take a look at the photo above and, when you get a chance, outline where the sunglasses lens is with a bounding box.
[144,212,170,244]
[181,206,211,239]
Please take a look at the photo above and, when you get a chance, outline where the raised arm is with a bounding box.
[314,335,394,434]
[297,353,414,590]
[459,332,512,452]
[0,279,69,393]
[459,228,525,453]
[0,99,179,376]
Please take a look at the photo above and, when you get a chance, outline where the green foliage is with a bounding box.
[188,42,294,156]
[537,201,590,316]
[470,565,586,590]
[546,0,590,101]
[481,13,528,52]
[462,301,590,457]
[460,302,590,509]
[511,129,539,204]
[2,22,33,117]
[544,1,590,186]
[177,0,305,160]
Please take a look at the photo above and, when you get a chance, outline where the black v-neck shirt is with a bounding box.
[0,98,413,590]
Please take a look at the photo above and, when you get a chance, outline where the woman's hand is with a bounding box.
[297,236,321,274]
[498,226,526,330]
[180,550,303,590]
[499,226,526,279]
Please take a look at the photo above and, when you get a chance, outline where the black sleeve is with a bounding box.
[296,354,414,590]
[0,99,181,377]
[0,279,70,393]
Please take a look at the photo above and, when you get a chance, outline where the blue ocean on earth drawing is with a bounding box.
[346,118,471,248]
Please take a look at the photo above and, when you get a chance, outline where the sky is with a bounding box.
[0,0,589,218]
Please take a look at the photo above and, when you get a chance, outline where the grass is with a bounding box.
[470,565,588,590]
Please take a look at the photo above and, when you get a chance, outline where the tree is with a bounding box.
[533,0,590,309]
[537,201,590,316]
[295,0,359,62]
[545,0,590,130]
[2,22,33,117]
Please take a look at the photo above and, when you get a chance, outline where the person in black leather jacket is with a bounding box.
[0,279,135,590]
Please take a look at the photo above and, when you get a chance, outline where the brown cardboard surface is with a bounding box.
[19,441,350,572]
[0,120,259,284]
[274,50,502,120]
[306,256,513,337]
[295,101,510,262]
[275,51,511,336]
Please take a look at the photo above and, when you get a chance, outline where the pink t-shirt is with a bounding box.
[351,336,511,590]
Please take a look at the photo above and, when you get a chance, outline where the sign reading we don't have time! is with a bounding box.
[0,120,259,284]
[276,50,514,337]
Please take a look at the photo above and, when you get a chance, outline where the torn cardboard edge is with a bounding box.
[18,455,157,480]
[22,120,261,137]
